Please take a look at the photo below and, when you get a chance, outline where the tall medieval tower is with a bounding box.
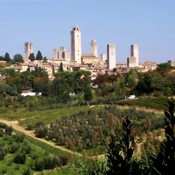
[70,26,82,64]
[131,44,139,66]
[25,42,33,61]
[107,43,116,70]
[90,39,98,57]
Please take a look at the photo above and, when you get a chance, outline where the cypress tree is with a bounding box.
[36,50,43,60]
[29,53,35,61]
[59,62,64,72]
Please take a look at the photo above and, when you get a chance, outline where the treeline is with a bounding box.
[0,50,47,64]
[0,68,91,103]
[1,61,175,111]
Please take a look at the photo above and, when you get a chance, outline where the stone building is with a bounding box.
[81,54,99,66]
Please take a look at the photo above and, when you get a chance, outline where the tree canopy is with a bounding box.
[4,52,11,62]
[36,50,43,60]
[13,54,24,63]
[29,53,35,61]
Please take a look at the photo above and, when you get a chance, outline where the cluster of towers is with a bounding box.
[70,26,139,69]
[25,26,139,71]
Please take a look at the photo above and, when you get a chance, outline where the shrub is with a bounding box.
[13,151,26,164]
[59,155,69,166]
[9,143,20,153]
[35,125,48,138]
[0,144,7,160]
[33,159,45,171]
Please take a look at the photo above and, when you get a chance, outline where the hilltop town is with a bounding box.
[2,26,162,80]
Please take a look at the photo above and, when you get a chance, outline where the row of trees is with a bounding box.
[73,100,175,175]
[0,50,47,64]
[29,105,163,152]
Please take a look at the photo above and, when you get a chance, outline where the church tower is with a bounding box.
[90,39,98,57]
[70,26,82,64]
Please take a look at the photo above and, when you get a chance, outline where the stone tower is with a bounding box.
[107,43,116,70]
[70,26,82,64]
[53,48,58,58]
[90,39,98,57]
[25,42,33,61]
[101,53,107,61]
[131,44,139,66]
[59,47,67,58]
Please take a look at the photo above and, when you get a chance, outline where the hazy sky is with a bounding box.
[0,0,174,64]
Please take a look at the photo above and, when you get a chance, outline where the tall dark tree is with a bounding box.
[151,99,175,175]
[29,53,35,61]
[4,52,11,62]
[36,50,43,60]
[59,62,64,72]
[106,118,137,175]
[13,54,24,63]
[83,87,92,102]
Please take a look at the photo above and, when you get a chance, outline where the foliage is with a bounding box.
[36,50,43,60]
[106,117,137,175]
[73,157,106,175]
[4,52,11,62]
[0,123,70,174]
[13,151,26,164]
[54,70,91,94]
[0,143,7,160]
[151,99,175,174]
[40,106,162,152]
[71,100,175,175]
[157,62,174,71]
[59,62,64,72]
[29,53,35,61]
[83,87,93,102]
[31,66,48,78]
[13,54,24,63]
[0,81,18,96]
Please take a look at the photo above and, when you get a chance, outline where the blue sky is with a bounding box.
[0,0,174,64]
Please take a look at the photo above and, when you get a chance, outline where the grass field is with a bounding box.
[0,105,101,126]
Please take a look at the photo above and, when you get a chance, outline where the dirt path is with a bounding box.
[0,119,82,157]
